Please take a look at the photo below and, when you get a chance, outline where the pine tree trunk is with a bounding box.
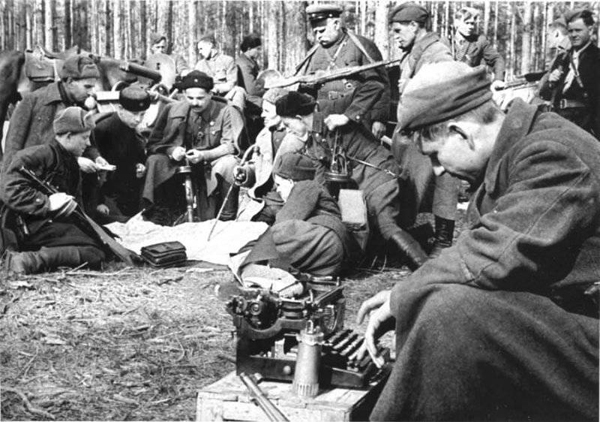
[483,1,490,36]
[282,1,308,72]
[375,0,389,60]
[266,1,278,70]
[521,1,531,75]
[139,0,147,59]
[16,0,27,50]
[64,0,71,48]
[44,0,54,50]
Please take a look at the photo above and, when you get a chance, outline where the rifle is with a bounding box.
[266,57,403,89]
[18,166,139,266]
[239,372,290,422]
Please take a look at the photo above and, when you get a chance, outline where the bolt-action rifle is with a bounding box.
[18,166,139,266]
[266,57,403,89]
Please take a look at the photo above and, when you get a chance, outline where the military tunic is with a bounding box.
[372,99,599,421]
[142,100,243,220]
[299,30,390,129]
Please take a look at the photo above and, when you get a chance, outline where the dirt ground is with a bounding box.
[0,252,410,421]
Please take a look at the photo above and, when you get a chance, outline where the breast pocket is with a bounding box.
[214,69,227,82]
[207,128,223,147]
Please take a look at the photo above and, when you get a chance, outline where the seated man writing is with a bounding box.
[2,107,106,274]
[142,71,244,225]
[358,62,599,420]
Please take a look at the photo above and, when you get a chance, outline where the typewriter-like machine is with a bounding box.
[225,278,391,391]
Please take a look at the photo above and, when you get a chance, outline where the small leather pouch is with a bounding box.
[140,241,187,268]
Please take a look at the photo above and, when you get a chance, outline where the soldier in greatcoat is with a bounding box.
[1,107,105,274]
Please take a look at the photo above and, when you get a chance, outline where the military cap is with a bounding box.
[397,62,492,132]
[60,55,100,80]
[175,70,214,91]
[54,106,95,135]
[149,32,167,46]
[275,91,316,117]
[389,2,430,24]
[564,9,593,24]
[198,32,217,45]
[119,86,151,112]
[273,152,316,181]
[306,4,343,27]
[241,33,262,52]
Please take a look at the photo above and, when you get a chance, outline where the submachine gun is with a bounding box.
[226,280,391,389]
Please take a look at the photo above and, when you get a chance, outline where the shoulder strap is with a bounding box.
[294,43,321,76]
[346,30,376,63]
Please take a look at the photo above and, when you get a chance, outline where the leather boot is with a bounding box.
[5,250,45,274]
[218,182,239,221]
[430,216,455,258]
[390,229,429,271]
[6,246,103,274]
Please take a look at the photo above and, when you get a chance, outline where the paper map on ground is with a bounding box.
[106,213,268,266]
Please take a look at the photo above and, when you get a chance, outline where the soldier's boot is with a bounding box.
[5,246,104,275]
[429,216,455,258]
[218,182,239,222]
[390,229,429,271]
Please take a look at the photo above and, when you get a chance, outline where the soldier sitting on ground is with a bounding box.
[234,88,306,224]
[93,86,151,221]
[141,71,244,225]
[1,107,106,274]
[245,152,358,277]
[274,91,428,270]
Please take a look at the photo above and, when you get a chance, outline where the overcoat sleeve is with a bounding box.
[391,138,600,316]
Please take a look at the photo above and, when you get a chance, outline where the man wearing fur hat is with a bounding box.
[1,107,106,274]
[275,91,428,270]
[357,62,599,420]
[297,3,390,139]
[93,86,151,219]
[234,88,306,224]
[142,71,244,225]
[3,55,105,170]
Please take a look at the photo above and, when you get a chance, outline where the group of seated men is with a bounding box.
[0,2,598,420]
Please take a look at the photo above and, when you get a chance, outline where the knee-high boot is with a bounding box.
[6,246,105,274]
[389,228,429,271]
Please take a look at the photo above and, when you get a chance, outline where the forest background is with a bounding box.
[1,0,600,83]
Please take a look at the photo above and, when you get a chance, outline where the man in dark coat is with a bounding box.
[93,86,151,218]
[539,9,600,138]
[267,152,356,276]
[358,62,599,421]
[390,2,461,256]
[1,107,106,274]
[3,55,105,169]
[142,71,243,224]
[236,33,264,110]
[450,6,506,89]
[275,91,428,270]
[297,4,390,139]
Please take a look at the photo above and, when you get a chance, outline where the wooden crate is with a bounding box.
[196,371,385,421]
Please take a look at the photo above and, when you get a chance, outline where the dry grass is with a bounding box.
[0,211,466,421]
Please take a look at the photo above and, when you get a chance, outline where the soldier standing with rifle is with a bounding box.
[296,4,390,139]
[1,107,106,274]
